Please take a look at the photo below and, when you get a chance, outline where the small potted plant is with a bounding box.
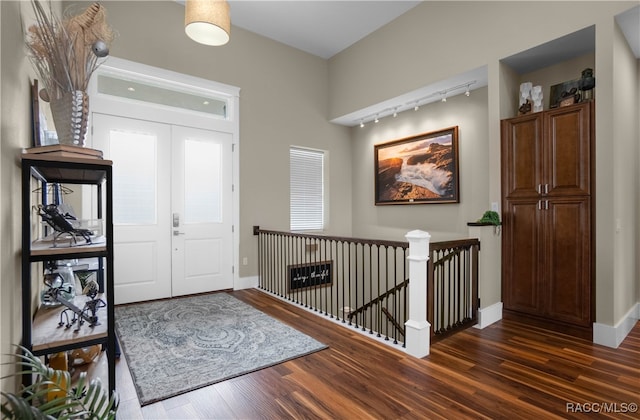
[476,210,501,226]
[1,346,118,419]
[469,210,502,234]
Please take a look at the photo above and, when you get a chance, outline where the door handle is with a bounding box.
[173,230,185,236]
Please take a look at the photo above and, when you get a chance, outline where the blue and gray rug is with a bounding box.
[115,293,327,405]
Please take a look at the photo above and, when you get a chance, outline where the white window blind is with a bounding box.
[290,147,325,231]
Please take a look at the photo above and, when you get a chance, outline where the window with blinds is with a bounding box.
[290,147,325,231]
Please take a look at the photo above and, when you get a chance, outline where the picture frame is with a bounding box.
[549,78,580,108]
[374,126,459,205]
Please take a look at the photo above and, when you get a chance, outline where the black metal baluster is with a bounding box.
[340,240,344,321]
[348,241,353,326]
[360,244,366,332]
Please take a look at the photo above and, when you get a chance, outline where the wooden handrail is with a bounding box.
[253,226,409,249]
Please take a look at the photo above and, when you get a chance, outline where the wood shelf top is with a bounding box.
[23,146,112,184]
[22,145,112,167]
[30,240,107,258]
[32,294,109,353]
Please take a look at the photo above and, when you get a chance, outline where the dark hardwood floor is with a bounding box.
[114,289,640,419]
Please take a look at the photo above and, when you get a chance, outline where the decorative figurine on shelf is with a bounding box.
[69,345,101,367]
[519,82,533,115]
[531,85,543,112]
[40,261,75,307]
[55,278,106,332]
[559,87,580,107]
[579,68,595,101]
[36,204,94,247]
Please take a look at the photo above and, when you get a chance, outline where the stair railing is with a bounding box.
[254,227,480,355]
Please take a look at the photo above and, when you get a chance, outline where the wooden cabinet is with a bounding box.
[502,103,591,199]
[501,102,593,337]
[21,149,115,393]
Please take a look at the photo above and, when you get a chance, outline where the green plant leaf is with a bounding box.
[2,345,118,419]
[477,210,501,225]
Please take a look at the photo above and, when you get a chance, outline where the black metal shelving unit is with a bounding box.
[20,150,115,395]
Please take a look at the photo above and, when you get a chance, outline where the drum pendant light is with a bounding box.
[185,0,230,46]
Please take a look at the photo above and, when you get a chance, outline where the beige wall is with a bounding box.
[0,0,4,390]
[349,86,498,306]
[329,1,633,119]
[611,21,639,323]
[350,87,489,242]
[64,1,354,279]
[0,0,34,391]
[330,1,639,328]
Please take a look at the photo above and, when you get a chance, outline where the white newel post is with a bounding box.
[404,230,431,358]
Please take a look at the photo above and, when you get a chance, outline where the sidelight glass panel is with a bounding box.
[110,130,157,225]
[184,139,221,224]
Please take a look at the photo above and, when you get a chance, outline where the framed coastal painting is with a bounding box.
[374,126,459,205]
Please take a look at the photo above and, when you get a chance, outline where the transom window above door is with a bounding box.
[97,74,228,118]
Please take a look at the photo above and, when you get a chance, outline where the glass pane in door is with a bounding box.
[184,139,222,224]
[110,130,157,225]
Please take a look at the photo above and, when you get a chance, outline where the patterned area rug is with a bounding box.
[115,293,327,406]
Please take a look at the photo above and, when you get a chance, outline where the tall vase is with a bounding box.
[50,90,89,147]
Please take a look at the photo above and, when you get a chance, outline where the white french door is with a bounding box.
[170,125,233,297]
[92,113,233,304]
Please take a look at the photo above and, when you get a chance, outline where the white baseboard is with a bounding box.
[474,301,503,329]
[593,302,640,348]
[234,275,259,290]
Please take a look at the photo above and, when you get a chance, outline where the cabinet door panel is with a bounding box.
[501,114,543,198]
[545,103,591,196]
[502,199,543,314]
[545,198,591,326]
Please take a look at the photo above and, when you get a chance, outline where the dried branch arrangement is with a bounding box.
[25,0,115,102]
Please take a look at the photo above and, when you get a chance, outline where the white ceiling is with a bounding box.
[228,0,422,59]
[616,5,640,58]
